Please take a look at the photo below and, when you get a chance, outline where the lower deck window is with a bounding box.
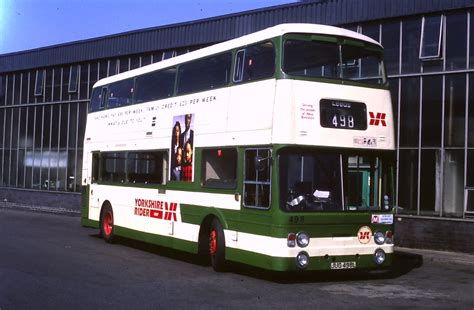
[93,150,167,185]
[202,148,237,189]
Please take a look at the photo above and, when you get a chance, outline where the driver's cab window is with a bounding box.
[243,148,271,209]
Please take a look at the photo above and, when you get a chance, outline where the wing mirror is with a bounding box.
[254,155,271,171]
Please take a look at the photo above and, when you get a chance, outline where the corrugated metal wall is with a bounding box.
[1,0,474,73]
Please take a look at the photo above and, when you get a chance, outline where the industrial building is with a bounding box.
[1,0,474,252]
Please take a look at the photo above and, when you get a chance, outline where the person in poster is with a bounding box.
[181,114,194,147]
[170,121,182,181]
[171,113,194,181]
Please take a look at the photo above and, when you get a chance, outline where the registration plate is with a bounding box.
[330,261,357,270]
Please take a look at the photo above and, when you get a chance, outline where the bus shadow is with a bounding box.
[90,233,423,283]
[90,233,210,266]
[228,250,424,283]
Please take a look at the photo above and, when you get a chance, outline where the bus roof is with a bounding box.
[93,23,382,88]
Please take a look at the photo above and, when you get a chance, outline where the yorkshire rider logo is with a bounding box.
[134,198,178,222]
[369,112,387,126]
[357,226,372,244]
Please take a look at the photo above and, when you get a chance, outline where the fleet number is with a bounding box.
[332,115,355,128]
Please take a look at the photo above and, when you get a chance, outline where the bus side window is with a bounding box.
[135,67,176,103]
[235,41,275,83]
[100,87,107,109]
[90,87,107,112]
[244,148,271,209]
[91,152,100,183]
[108,79,134,108]
[127,151,167,185]
[233,49,245,83]
[101,152,127,183]
[177,52,232,95]
[202,148,237,189]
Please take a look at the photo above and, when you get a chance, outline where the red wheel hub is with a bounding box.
[103,212,113,236]
[209,229,217,256]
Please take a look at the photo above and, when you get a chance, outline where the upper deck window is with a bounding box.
[177,52,232,95]
[107,78,134,108]
[283,34,386,86]
[234,41,275,83]
[135,67,176,103]
[90,87,107,112]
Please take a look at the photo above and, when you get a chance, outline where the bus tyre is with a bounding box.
[209,218,226,272]
[100,204,115,243]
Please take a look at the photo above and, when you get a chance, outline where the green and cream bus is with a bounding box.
[81,23,396,272]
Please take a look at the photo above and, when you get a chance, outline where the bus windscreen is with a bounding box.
[283,35,386,85]
[279,150,394,212]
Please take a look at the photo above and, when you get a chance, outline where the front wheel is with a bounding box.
[100,204,115,243]
[209,218,226,272]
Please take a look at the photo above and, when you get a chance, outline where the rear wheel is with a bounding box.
[100,204,115,243]
[209,218,226,272]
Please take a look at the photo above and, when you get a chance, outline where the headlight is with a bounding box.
[296,232,310,248]
[374,231,386,245]
[374,248,386,265]
[296,251,309,269]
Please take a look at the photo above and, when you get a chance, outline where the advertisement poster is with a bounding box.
[170,113,195,181]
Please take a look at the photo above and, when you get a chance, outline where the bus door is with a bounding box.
[89,152,101,209]
[239,148,273,237]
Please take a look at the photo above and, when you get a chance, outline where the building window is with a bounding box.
[421,75,443,147]
[445,12,468,70]
[400,77,420,147]
[202,148,237,189]
[382,21,401,75]
[444,74,466,147]
[469,74,474,147]
[419,149,440,214]
[0,75,4,104]
[362,23,380,42]
[244,148,271,209]
[467,189,474,213]
[163,50,175,60]
[442,150,464,216]
[108,59,118,77]
[68,65,79,93]
[419,15,443,60]
[398,149,418,214]
[34,70,44,96]
[467,150,474,188]
[119,57,129,73]
[470,10,474,69]
[402,17,422,73]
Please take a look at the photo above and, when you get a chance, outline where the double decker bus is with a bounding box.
[81,23,395,272]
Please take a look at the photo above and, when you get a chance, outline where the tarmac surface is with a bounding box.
[1,200,473,266]
[1,206,474,309]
